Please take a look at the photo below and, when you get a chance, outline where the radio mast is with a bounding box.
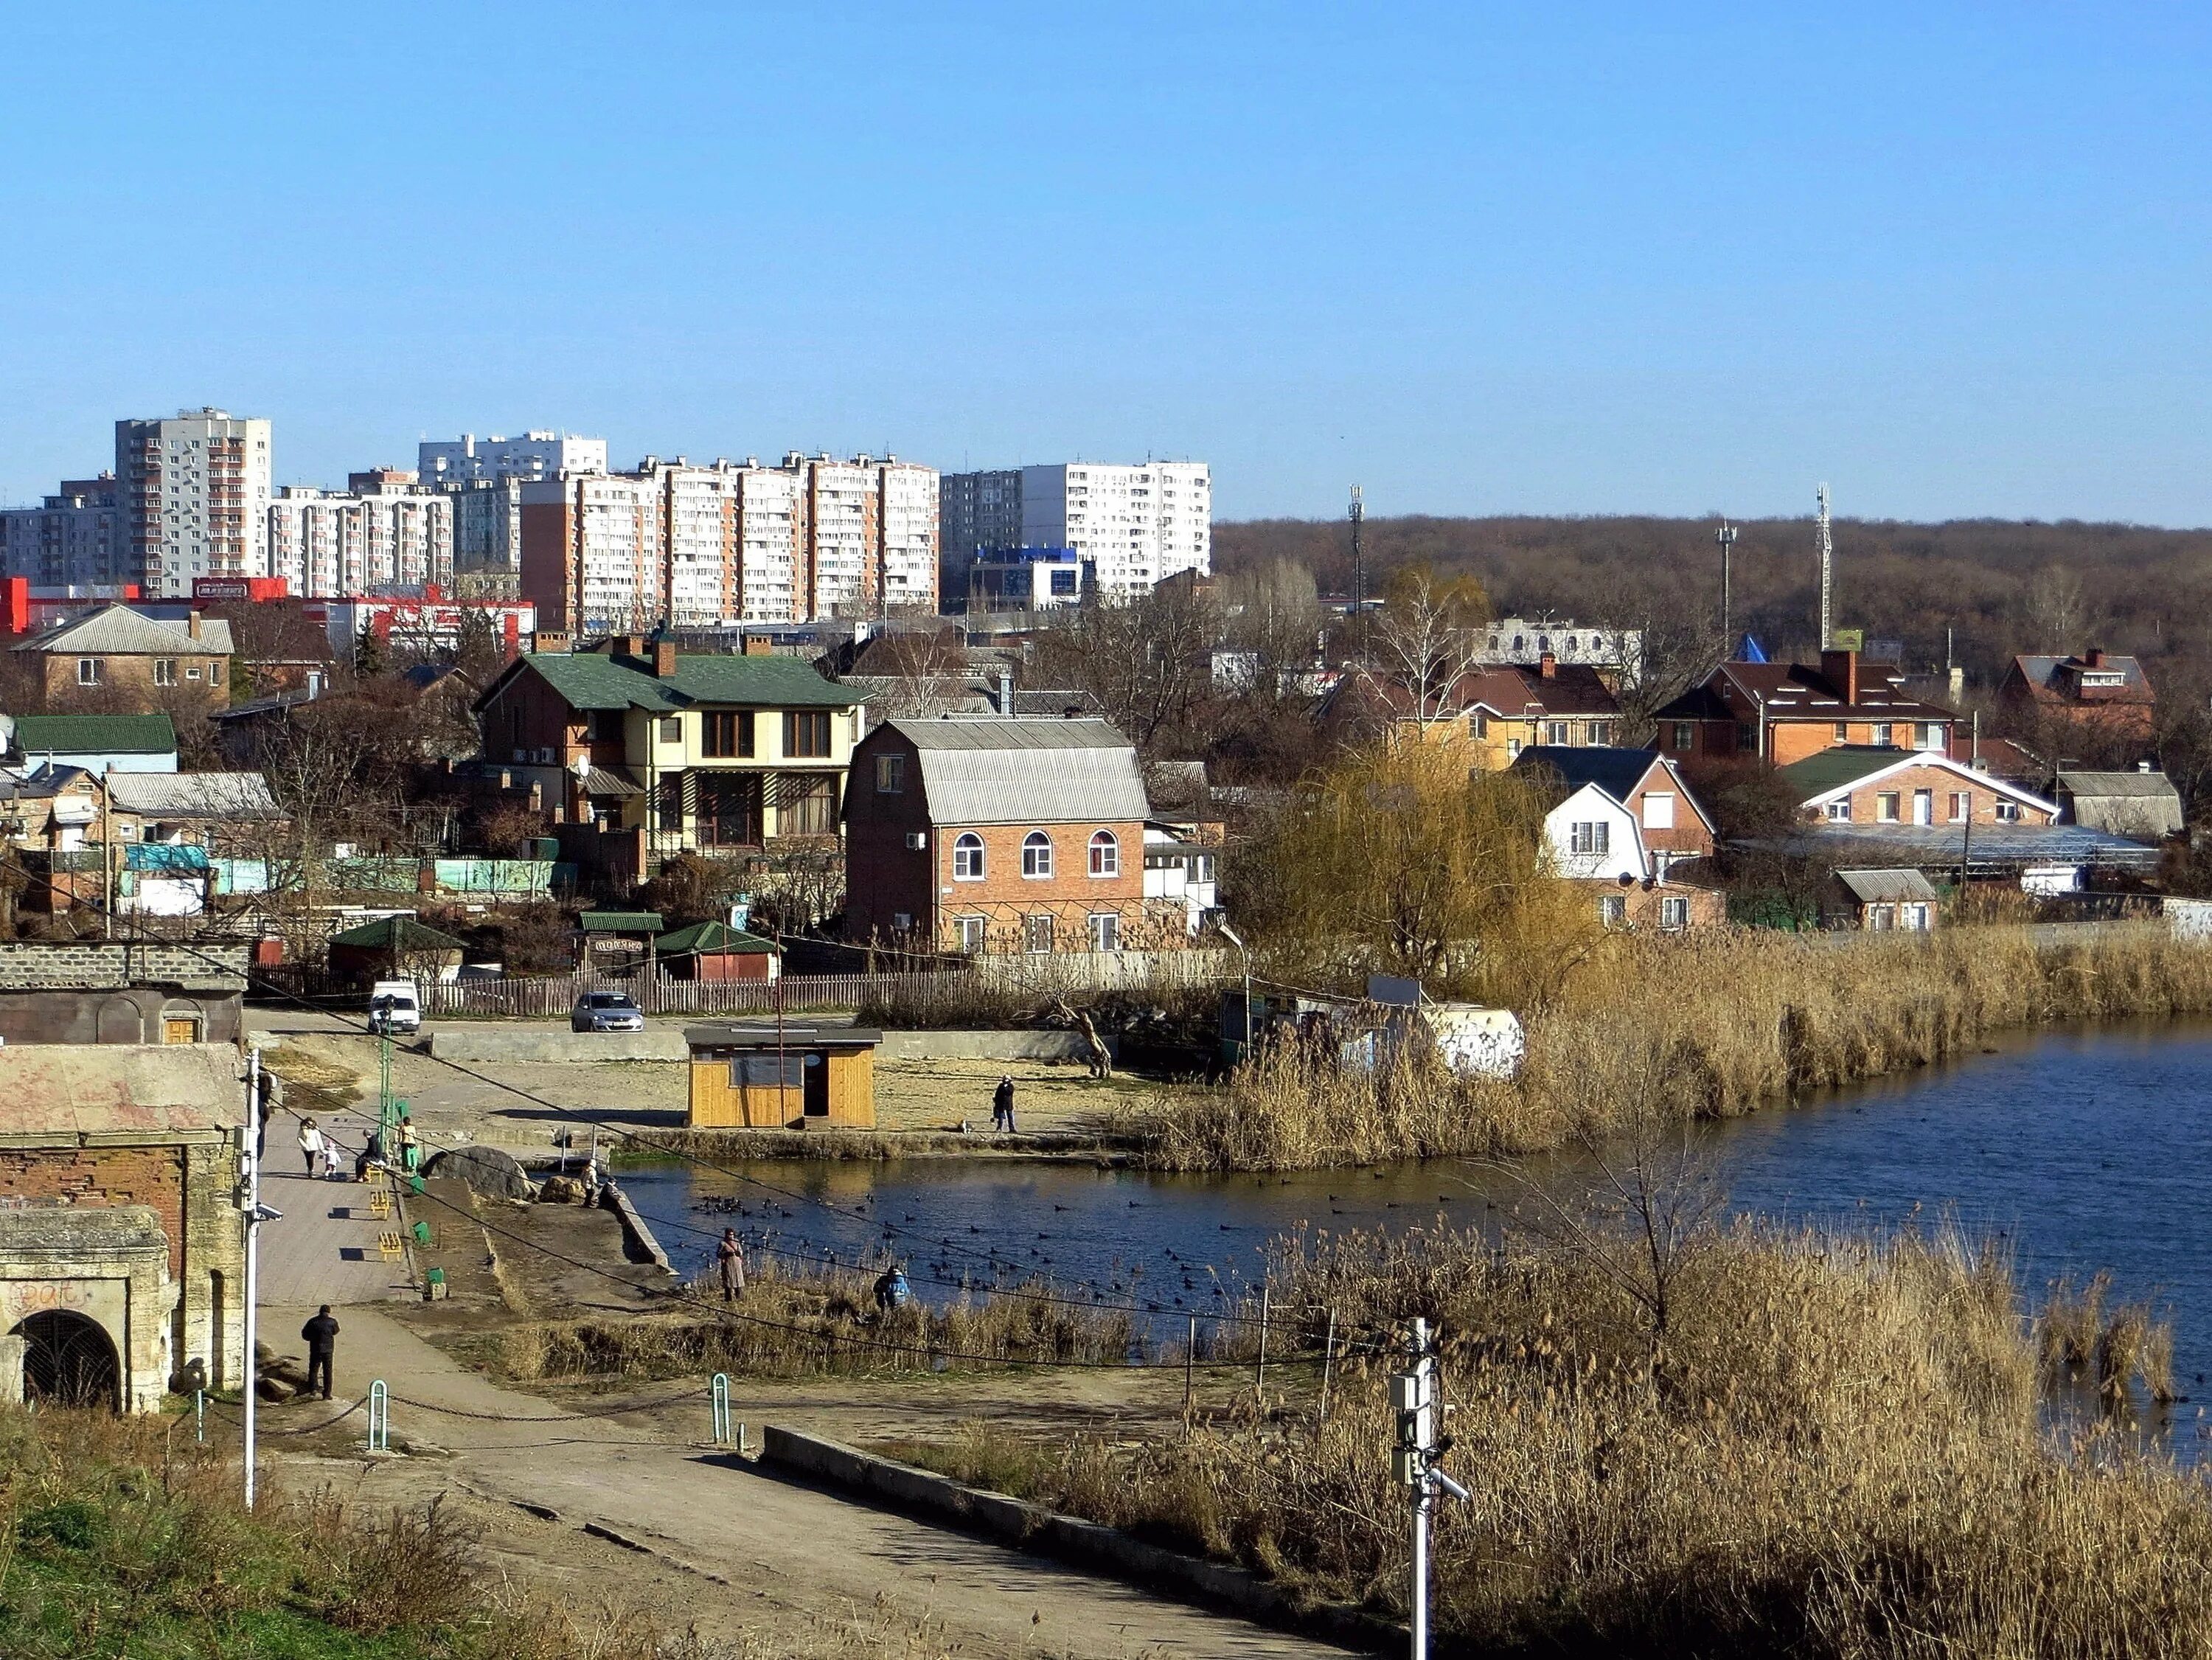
[1349,485,1366,663]
[1815,483,1834,651]
[1714,517,1737,645]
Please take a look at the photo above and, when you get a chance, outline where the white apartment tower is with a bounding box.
[116,409,274,597]
[939,461,1209,602]
[268,487,455,596]
[418,431,607,486]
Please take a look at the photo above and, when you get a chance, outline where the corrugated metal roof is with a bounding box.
[886,718,1150,826]
[1777,823,2162,872]
[107,771,280,818]
[2057,770,2181,799]
[12,604,234,658]
[12,712,178,756]
[1835,867,1938,903]
[583,765,642,797]
[0,1044,243,1142]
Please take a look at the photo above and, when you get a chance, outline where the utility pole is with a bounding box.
[1348,485,1366,664]
[240,1045,282,1510]
[1392,1318,1469,1659]
[1815,483,1834,652]
[1714,518,1738,646]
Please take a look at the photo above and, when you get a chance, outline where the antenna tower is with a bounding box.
[1815,483,1834,651]
[1714,517,1737,646]
[1349,485,1366,661]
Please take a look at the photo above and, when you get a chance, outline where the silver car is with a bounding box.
[571,990,645,1033]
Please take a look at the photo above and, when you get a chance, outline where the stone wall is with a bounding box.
[0,1206,177,1412]
[0,941,248,993]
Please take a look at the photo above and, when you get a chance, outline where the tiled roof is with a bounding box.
[12,603,234,657]
[2011,654,2154,706]
[1719,660,1954,722]
[12,712,178,757]
[490,650,860,715]
[1459,664,1621,720]
[882,716,1150,827]
[1649,684,1733,722]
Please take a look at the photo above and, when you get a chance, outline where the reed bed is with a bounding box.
[1136,925,2212,1170]
[897,1220,2212,1659]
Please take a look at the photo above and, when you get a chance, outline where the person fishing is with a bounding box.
[872,1262,911,1313]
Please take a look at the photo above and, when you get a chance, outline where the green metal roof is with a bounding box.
[580,910,664,933]
[327,916,467,951]
[1776,746,1924,798]
[653,920,778,956]
[12,712,178,755]
[504,651,860,714]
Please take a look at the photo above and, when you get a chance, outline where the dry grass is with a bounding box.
[896,1220,2212,1658]
[1135,925,2212,1170]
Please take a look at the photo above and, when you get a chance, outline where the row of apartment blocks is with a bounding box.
[939,462,1211,601]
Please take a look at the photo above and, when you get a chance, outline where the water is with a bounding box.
[619,1018,2212,1433]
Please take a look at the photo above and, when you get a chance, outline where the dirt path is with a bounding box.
[268,1302,1345,1659]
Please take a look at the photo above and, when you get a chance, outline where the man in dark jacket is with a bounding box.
[992,1075,1015,1133]
[302,1305,340,1400]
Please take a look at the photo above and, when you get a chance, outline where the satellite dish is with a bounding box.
[571,751,592,780]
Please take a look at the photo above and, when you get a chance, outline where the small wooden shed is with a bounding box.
[684,1023,880,1130]
[653,920,780,982]
[327,916,466,989]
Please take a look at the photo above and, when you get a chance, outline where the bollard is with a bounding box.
[710,1372,732,1447]
[367,1379,389,1453]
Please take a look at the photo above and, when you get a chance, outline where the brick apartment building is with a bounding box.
[844,717,1186,955]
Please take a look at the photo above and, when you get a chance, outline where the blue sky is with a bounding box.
[1,4,2206,524]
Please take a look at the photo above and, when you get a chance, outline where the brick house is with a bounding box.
[0,1043,248,1411]
[471,636,863,880]
[1341,657,1624,768]
[1997,649,2155,753]
[11,604,233,710]
[1778,746,2059,829]
[844,717,1183,955]
[1512,745,1726,931]
[1652,650,1955,765]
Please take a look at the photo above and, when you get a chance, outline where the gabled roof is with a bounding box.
[2008,653,2154,706]
[12,603,234,657]
[878,716,1150,827]
[1834,868,1938,904]
[2056,768,2181,800]
[1649,684,1734,722]
[1457,664,1621,720]
[12,712,178,757]
[654,920,779,956]
[1512,746,1718,835]
[107,771,281,819]
[327,916,466,951]
[1777,746,2058,813]
[1714,659,1955,723]
[479,649,860,715]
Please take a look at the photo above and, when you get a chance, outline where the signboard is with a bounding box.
[1831,628,1865,651]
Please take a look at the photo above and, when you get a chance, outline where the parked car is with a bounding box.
[571,990,645,1033]
[369,979,422,1035]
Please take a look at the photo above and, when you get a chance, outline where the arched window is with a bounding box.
[1088,830,1119,877]
[953,833,985,880]
[1512,634,1525,652]
[1022,831,1054,878]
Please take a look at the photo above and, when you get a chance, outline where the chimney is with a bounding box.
[187,611,202,640]
[1537,650,1556,679]
[653,638,677,677]
[2085,647,2107,667]
[999,669,1014,716]
[1819,648,1859,706]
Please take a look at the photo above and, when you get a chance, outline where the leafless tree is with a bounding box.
[861,628,971,721]
[2023,566,2094,650]
[1370,563,1489,729]
[1034,581,1222,753]
[1221,558,1326,701]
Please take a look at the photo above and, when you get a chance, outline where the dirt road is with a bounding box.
[267,1302,1346,1659]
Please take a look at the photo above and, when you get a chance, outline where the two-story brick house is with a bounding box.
[10,605,234,712]
[1346,657,1625,768]
[844,717,1182,955]
[1778,746,2059,828]
[1997,648,2155,756]
[1653,650,1955,765]
[471,636,863,878]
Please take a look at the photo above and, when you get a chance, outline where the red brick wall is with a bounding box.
[0,1146,189,1276]
[1812,763,2053,826]
[519,499,576,633]
[1621,774,1716,858]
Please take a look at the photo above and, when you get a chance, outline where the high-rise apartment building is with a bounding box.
[267,487,454,596]
[0,473,126,587]
[116,409,274,597]
[518,454,936,635]
[939,461,1209,602]
[418,431,607,487]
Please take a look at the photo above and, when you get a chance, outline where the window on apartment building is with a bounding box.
[1022,831,1054,878]
[1872,723,1893,747]
[779,775,838,837]
[77,658,102,686]
[1877,792,1901,822]
[955,915,986,954]
[876,754,905,793]
[703,710,754,758]
[1826,799,1851,822]
[953,833,985,878]
[1023,914,1055,954]
[1545,720,1571,746]
[1569,821,1610,857]
[655,776,683,831]
[785,710,832,758]
[1834,722,1850,741]
[1088,912,1120,952]
[1642,791,1674,830]
[1660,895,1689,931]
[1600,894,1626,927]
[1950,791,1971,822]
[1671,721,1695,751]
[1088,830,1119,877]
[153,658,177,687]
[1995,799,2023,822]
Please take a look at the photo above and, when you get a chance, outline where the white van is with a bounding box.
[369,979,422,1035]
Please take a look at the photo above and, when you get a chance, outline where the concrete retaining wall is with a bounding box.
[876,1029,1116,1063]
[758,1426,1399,1653]
[425,1029,689,1063]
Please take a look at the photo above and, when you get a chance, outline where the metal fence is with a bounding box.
[423,970,959,1020]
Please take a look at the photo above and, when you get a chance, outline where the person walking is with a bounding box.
[298,1117,327,1178]
[716,1228,746,1302]
[992,1075,1015,1133]
[301,1305,340,1400]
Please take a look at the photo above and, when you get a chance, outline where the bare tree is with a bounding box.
[1034,581,1222,753]
[1370,563,1489,729]
[2023,566,2093,649]
[861,628,972,721]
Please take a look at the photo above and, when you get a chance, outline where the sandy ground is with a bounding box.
[251,1010,1172,1155]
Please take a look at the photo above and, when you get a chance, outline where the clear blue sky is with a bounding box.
[2,4,2207,525]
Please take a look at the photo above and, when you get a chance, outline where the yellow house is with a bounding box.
[684,1024,880,1129]
[1380,662,1627,772]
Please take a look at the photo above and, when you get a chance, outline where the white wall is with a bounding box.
[1543,783,1648,881]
